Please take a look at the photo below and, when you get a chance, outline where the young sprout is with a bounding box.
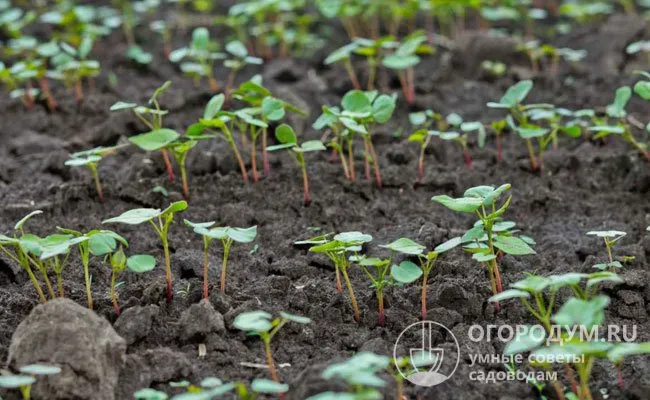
[184,220,257,298]
[311,352,389,400]
[150,20,171,58]
[64,145,126,203]
[481,60,507,79]
[233,311,311,382]
[110,81,177,182]
[586,231,629,272]
[325,42,362,90]
[109,247,156,315]
[352,237,424,327]
[351,36,396,90]
[267,124,325,206]
[0,375,36,400]
[296,232,372,322]
[223,40,263,98]
[103,201,188,304]
[408,109,442,187]
[588,86,649,161]
[38,233,90,298]
[382,31,433,104]
[49,37,101,103]
[169,27,224,92]
[433,184,536,310]
[0,211,48,303]
[57,227,127,310]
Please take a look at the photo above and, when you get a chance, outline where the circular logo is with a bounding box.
[393,320,460,387]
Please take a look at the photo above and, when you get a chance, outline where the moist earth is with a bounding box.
[0,7,649,400]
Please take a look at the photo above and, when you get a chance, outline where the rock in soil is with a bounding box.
[114,305,160,346]
[178,299,225,342]
[6,298,126,400]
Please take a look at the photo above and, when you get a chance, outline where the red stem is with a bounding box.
[262,128,270,176]
[39,78,57,112]
[251,136,259,183]
[421,272,428,320]
[463,146,473,169]
[161,149,175,182]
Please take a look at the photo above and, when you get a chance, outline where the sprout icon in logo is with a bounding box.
[393,321,460,387]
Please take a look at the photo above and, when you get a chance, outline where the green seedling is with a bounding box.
[233,311,311,382]
[0,375,36,400]
[232,77,307,177]
[408,109,442,186]
[193,93,249,183]
[38,233,90,298]
[296,232,372,322]
[223,40,263,97]
[382,31,433,104]
[433,184,536,310]
[49,37,101,103]
[184,220,257,297]
[150,20,171,58]
[110,81,178,181]
[312,352,389,400]
[169,27,224,92]
[103,201,187,304]
[0,211,48,303]
[481,60,507,79]
[325,42,362,90]
[352,36,396,90]
[267,124,325,206]
[126,45,153,65]
[586,230,630,272]
[109,247,156,315]
[65,144,126,203]
[626,40,650,65]
[57,227,127,309]
[140,377,289,400]
[351,237,424,326]
[588,86,649,161]
[0,5,36,39]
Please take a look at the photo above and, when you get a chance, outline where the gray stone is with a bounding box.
[114,305,160,345]
[7,298,126,400]
[178,299,225,341]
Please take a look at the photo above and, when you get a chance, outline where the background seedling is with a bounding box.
[109,247,156,315]
[185,220,257,297]
[103,201,188,304]
[297,232,372,322]
[48,37,101,103]
[57,227,127,309]
[223,40,263,98]
[586,230,629,272]
[110,81,177,181]
[169,27,224,92]
[313,352,389,400]
[324,42,361,90]
[233,311,311,382]
[0,374,36,400]
[408,109,442,186]
[382,31,433,104]
[38,233,90,298]
[267,124,325,206]
[65,145,126,203]
[433,184,536,310]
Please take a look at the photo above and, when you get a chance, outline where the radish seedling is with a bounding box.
[48,37,100,103]
[325,42,361,90]
[267,124,325,206]
[110,81,177,182]
[223,40,263,97]
[65,144,126,203]
[169,27,224,92]
[109,247,156,315]
[37,233,90,298]
[382,31,433,104]
[353,36,396,90]
[103,201,187,304]
[296,232,372,322]
[408,109,442,186]
[233,311,311,382]
[184,220,257,297]
[586,230,629,271]
[433,184,536,309]
[0,375,36,400]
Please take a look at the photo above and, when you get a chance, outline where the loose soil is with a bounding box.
[0,6,649,400]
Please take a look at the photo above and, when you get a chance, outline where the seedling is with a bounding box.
[223,40,263,97]
[184,220,257,297]
[103,201,188,304]
[65,145,126,203]
[432,184,536,310]
[233,311,311,382]
[109,247,156,315]
[49,37,101,103]
[586,230,629,271]
[169,27,224,92]
[232,78,307,177]
[351,36,396,90]
[314,352,389,400]
[38,233,90,298]
[408,109,442,186]
[57,227,127,309]
[481,60,507,79]
[110,81,177,182]
[0,211,48,303]
[352,237,424,326]
[0,375,36,400]
[267,124,325,206]
[150,20,171,58]
[325,42,362,90]
[382,31,433,104]
[296,232,372,322]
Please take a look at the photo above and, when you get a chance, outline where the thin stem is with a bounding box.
[300,158,311,207]
[344,59,361,90]
[526,139,539,171]
[262,127,270,176]
[377,289,385,327]
[29,256,55,299]
[225,131,249,183]
[57,273,64,297]
[363,138,371,181]
[335,265,343,293]
[341,268,360,322]
[203,238,210,300]
[161,149,175,182]
[89,164,104,204]
[347,140,356,182]
[220,240,232,293]
[251,130,259,183]
[111,268,120,316]
[180,161,190,201]
[367,136,383,188]
[421,271,429,320]
[264,339,279,382]
[82,254,93,310]
[160,224,173,304]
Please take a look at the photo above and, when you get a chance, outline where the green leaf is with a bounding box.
[586,230,626,238]
[324,42,356,64]
[134,388,169,400]
[461,225,484,243]
[391,261,423,283]
[379,237,425,255]
[511,275,550,293]
[251,378,289,394]
[199,377,222,388]
[518,127,549,139]
[226,40,248,58]
[129,129,180,152]
[14,210,43,231]
[279,312,312,324]
[488,289,530,302]
[549,273,587,289]
[299,140,327,152]
[552,296,609,327]
[334,231,372,244]
[19,363,61,375]
[162,201,188,216]
[204,94,225,119]
[110,101,137,111]
[499,80,533,108]
[103,208,161,225]
[191,27,209,50]
[432,195,483,213]
[0,375,36,388]
[473,253,496,262]
[493,236,536,255]
[127,254,156,273]
[371,94,396,123]
[65,155,101,167]
[504,325,546,355]
[342,90,372,113]
[233,310,273,332]
[227,226,257,243]
[382,54,419,70]
[340,117,367,134]
[88,233,118,256]
[608,342,650,364]
[606,86,631,118]
[434,237,462,253]
[586,271,623,288]
[261,97,285,121]
[634,81,650,100]
[275,124,298,145]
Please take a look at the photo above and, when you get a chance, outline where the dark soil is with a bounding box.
[0,7,649,400]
